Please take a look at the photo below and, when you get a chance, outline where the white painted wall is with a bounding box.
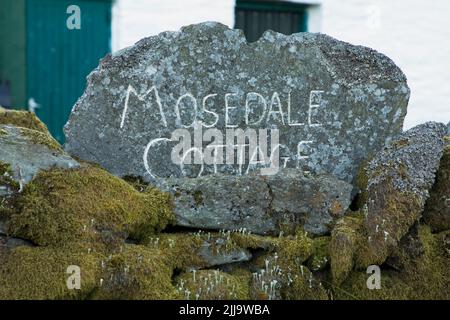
[112,0,235,51]
[112,0,450,129]
[320,0,450,128]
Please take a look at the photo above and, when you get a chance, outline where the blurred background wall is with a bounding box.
[0,0,112,142]
[112,0,450,130]
[1,0,449,143]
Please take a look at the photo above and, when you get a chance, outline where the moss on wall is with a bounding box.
[334,226,450,300]
[423,145,450,232]
[18,127,63,152]
[329,213,365,285]
[0,244,102,300]
[5,164,174,247]
[92,244,179,300]
[174,269,250,300]
[0,107,49,133]
[307,236,330,272]
[0,161,19,194]
[0,131,448,300]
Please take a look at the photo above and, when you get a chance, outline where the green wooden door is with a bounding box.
[0,0,27,108]
[26,0,111,143]
[235,0,308,43]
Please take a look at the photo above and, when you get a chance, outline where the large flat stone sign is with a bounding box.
[64,22,409,183]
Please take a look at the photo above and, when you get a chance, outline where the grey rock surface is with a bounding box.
[0,235,35,250]
[0,218,7,235]
[363,122,447,261]
[197,240,252,267]
[0,125,79,193]
[156,169,353,235]
[64,22,409,184]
